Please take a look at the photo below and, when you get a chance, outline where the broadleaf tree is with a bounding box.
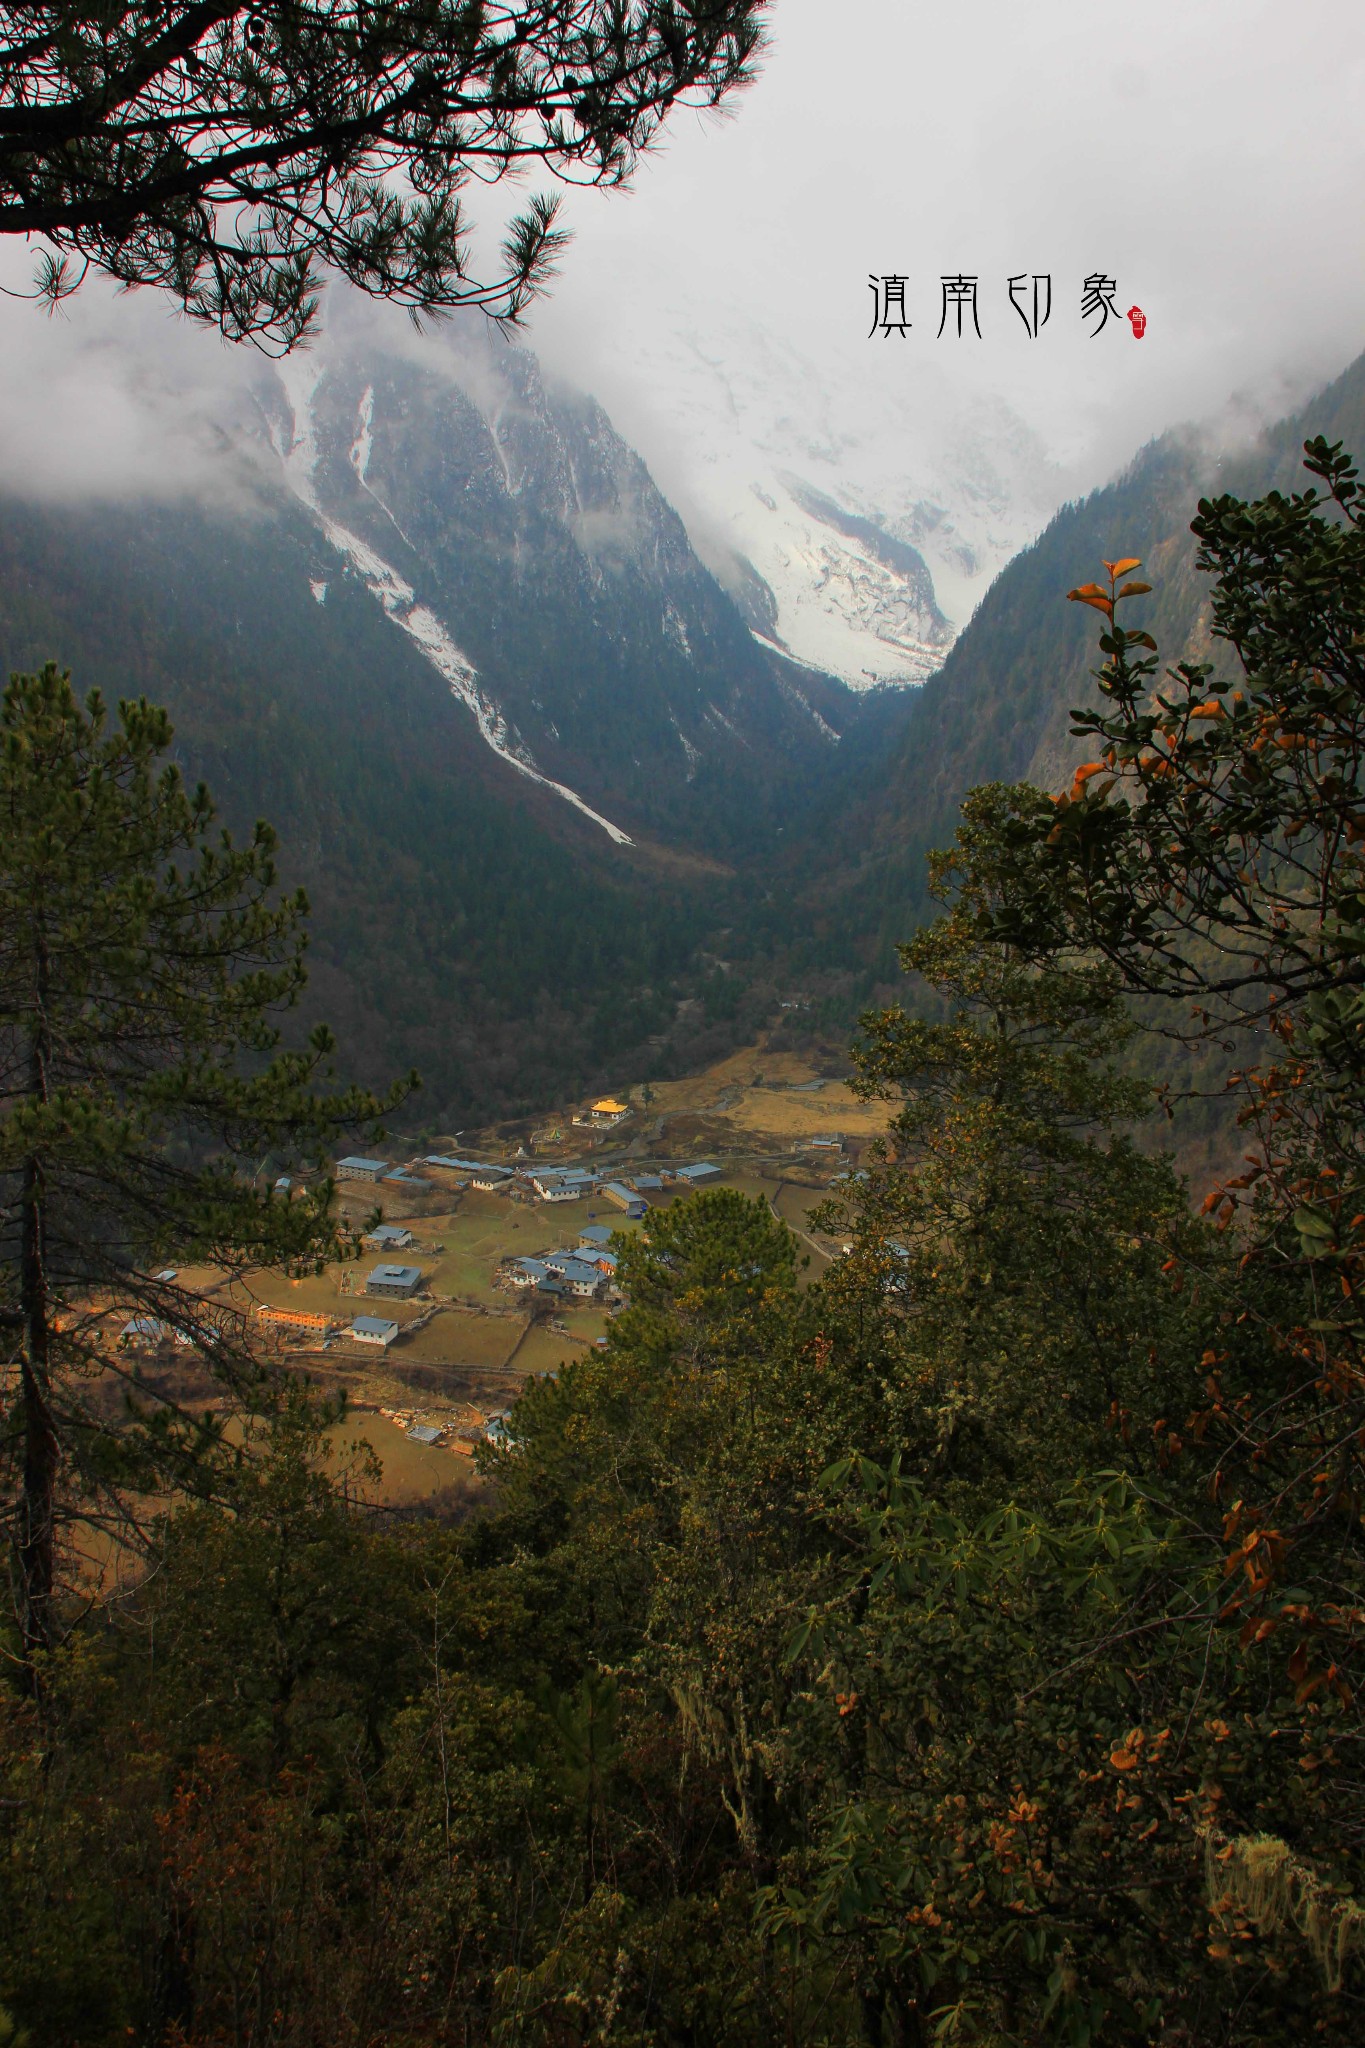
[0,663,410,1669]
[963,442,1365,1706]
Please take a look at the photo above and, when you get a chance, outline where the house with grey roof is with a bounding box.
[350,1316,400,1347]
[365,1263,423,1299]
[557,1258,607,1298]
[363,1223,415,1250]
[337,1155,388,1181]
[531,1167,598,1202]
[120,1316,168,1347]
[674,1162,723,1187]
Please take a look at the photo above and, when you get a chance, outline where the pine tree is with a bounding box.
[0,665,409,1668]
[0,1,767,347]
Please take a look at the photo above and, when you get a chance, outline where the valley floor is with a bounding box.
[110,1038,889,1510]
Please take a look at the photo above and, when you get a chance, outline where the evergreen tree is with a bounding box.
[0,1,767,346]
[0,665,406,1667]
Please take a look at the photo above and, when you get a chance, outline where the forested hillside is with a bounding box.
[0,488,742,1121]
[3,5,1362,2040]
[784,348,1365,984]
[5,342,1365,1121]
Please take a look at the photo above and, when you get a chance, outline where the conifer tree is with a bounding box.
[0,664,408,1668]
[0,1,767,348]
[972,443,1365,1725]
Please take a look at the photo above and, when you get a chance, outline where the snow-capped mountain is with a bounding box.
[552,314,1065,689]
[268,353,636,846]
[242,315,859,856]
[0,312,893,1120]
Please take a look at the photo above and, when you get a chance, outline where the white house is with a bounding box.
[350,1316,400,1348]
[363,1223,416,1251]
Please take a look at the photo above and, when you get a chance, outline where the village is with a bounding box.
[106,1046,888,1506]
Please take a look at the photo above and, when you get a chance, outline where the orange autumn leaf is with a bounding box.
[1103,556,1142,577]
[1070,762,1108,793]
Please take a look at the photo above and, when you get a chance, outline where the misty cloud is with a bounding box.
[1,0,1361,555]
[0,250,275,503]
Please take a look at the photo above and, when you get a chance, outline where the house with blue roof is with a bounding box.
[558,1257,608,1298]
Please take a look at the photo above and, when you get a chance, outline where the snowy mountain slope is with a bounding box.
[249,319,860,854]
[269,356,635,845]
[551,313,1065,689]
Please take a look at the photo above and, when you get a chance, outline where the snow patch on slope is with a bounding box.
[349,385,374,483]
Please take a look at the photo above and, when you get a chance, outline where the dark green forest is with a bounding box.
[2,441,1365,2046]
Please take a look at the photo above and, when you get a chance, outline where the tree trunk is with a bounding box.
[16,962,55,1676]
[17,1146,56,1671]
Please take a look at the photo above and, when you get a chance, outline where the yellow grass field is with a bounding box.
[325,1411,494,1508]
[400,1196,644,1306]
[637,1044,889,1143]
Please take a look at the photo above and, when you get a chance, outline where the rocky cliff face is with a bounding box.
[777,345,1365,987]
[255,323,859,856]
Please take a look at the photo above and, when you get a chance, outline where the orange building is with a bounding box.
[255,1304,335,1333]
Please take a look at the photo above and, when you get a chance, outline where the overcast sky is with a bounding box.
[1,0,1362,503]
[526,0,1365,480]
